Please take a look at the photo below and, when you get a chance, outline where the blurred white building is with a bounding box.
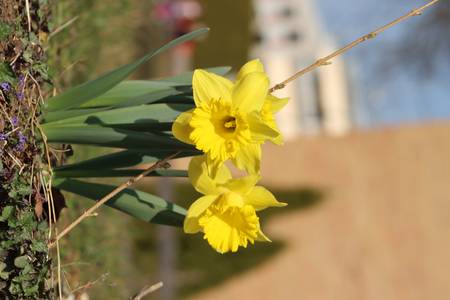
[252,0,351,138]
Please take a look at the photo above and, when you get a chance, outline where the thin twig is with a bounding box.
[25,0,32,32]
[48,16,79,40]
[269,0,440,93]
[38,124,63,300]
[48,151,181,249]
[131,282,164,300]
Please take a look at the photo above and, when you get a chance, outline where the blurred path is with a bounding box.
[188,121,450,300]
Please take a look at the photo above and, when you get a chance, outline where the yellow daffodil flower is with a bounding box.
[184,156,286,254]
[236,59,289,146]
[172,59,288,175]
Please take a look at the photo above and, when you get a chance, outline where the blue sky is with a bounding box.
[316,0,449,128]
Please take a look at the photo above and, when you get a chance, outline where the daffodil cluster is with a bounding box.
[172,59,288,253]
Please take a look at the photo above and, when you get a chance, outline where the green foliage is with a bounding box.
[45,28,209,111]
[0,0,52,297]
[0,22,13,40]
[54,168,188,178]
[0,197,51,298]
[53,149,199,171]
[0,62,15,84]
[40,29,234,227]
[53,179,187,227]
[42,125,192,149]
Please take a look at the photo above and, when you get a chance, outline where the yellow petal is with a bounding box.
[236,59,264,81]
[245,186,287,211]
[232,143,261,175]
[172,109,194,144]
[271,133,284,146]
[248,112,280,142]
[184,194,218,234]
[199,202,260,253]
[188,155,231,195]
[256,229,271,242]
[193,70,233,107]
[232,72,269,113]
[222,175,260,195]
[266,94,289,113]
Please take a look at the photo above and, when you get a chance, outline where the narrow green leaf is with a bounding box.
[46,28,209,111]
[80,83,181,108]
[56,149,199,171]
[42,107,107,123]
[43,104,192,126]
[53,168,187,178]
[42,125,193,150]
[53,178,186,227]
[42,92,193,124]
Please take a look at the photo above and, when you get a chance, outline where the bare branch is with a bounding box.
[131,282,164,300]
[269,0,441,93]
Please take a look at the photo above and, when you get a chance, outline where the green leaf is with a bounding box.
[42,125,193,150]
[42,92,193,124]
[42,107,106,123]
[45,28,209,111]
[0,271,8,280]
[55,149,199,171]
[53,179,186,227]
[0,206,14,222]
[0,22,13,40]
[79,81,179,108]
[53,168,187,178]
[14,256,28,269]
[30,241,47,253]
[43,103,192,127]
[0,62,15,84]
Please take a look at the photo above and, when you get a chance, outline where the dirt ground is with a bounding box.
[188,121,450,300]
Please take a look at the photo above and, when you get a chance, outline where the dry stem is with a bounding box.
[131,282,164,300]
[48,151,181,249]
[269,0,440,93]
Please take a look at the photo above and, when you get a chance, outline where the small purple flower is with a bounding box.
[0,133,7,141]
[16,75,25,100]
[0,82,10,92]
[15,132,27,151]
[11,116,19,127]
[16,91,24,101]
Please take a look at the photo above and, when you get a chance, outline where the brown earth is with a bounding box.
[188,121,450,300]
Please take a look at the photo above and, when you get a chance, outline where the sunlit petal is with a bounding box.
[256,229,271,242]
[193,70,232,107]
[172,109,194,144]
[266,94,289,113]
[248,112,280,142]
[245,186,287,211]
[232,143,261,174]
[188,155,231,195]
[232,72,269,113]
[236,59,264,81]
[221,175,260,195]
[184,194,219,233]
